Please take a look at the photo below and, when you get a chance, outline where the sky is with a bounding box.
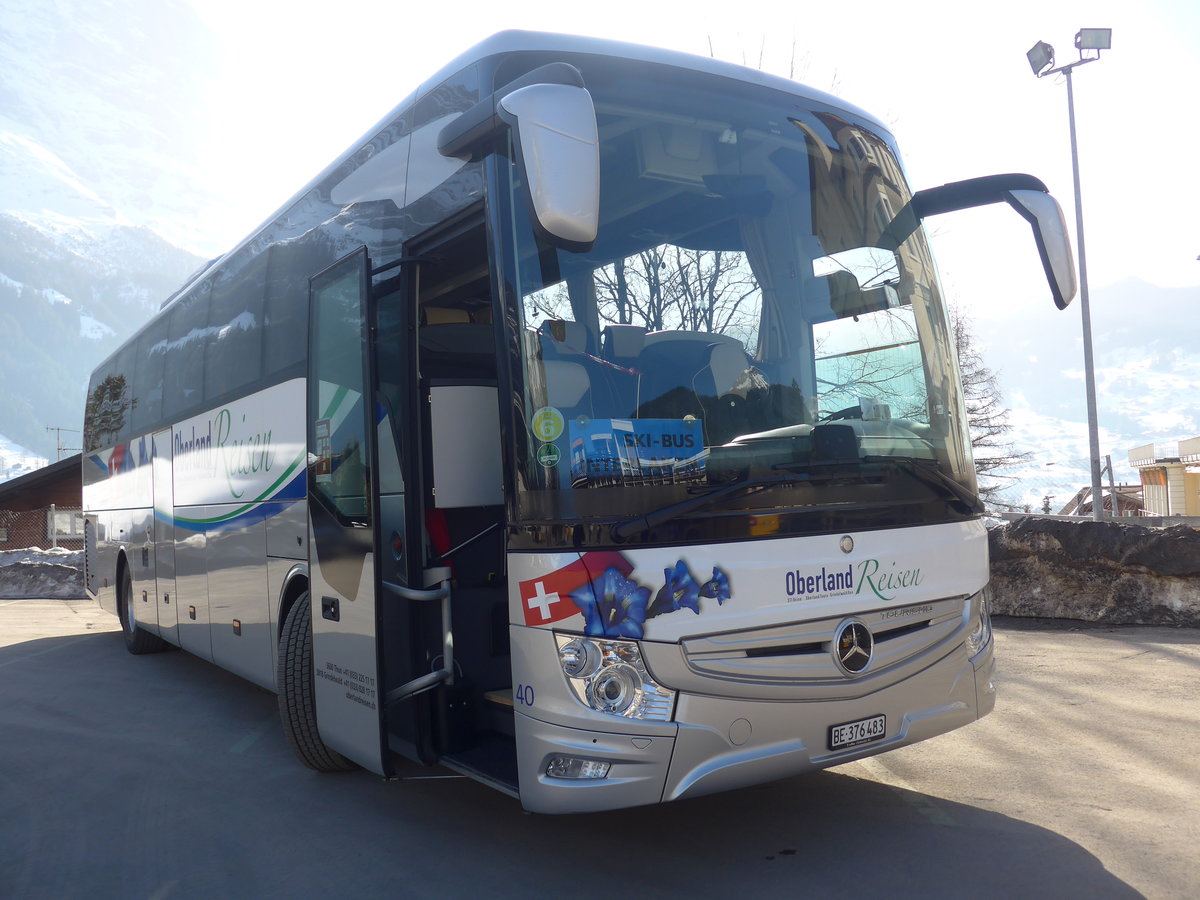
[182,0,1200,322]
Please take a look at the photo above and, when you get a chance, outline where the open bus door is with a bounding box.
[298,246,455,776]
[401,214,515,792]
[299,247,389,773]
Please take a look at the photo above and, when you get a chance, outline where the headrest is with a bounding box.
[602,324,647,359]
[708,342,751,396]
[643,329,742,348]
[539,319,589,353]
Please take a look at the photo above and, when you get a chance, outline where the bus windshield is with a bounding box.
[501,64,974,532]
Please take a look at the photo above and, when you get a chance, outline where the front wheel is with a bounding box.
[277,593,356,772]
[117,566,167,655]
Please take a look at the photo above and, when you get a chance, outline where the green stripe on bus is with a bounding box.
[321,385,349,421]
[174,450,306,526]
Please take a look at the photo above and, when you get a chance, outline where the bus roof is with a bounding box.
[156,30,889,315]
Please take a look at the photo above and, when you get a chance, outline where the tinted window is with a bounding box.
[309,251,372,525]
[204,259,265,404]
[110,343,137,445]
[84,357,122,452]
[163,282,211,421]
[263,242,308,380]
[132,315,169,434]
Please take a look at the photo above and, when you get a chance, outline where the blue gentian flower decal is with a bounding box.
[649,559,702,617]
[699,566,732,605]
[570,567,650,639]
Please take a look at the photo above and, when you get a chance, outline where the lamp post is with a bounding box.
[1027,28,1111,522]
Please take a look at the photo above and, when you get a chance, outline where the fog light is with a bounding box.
[546,756,611,779]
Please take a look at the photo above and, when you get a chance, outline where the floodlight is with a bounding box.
[1075,28,1112,51]
[1026,41,1055,76]
[1024,27,1114,520]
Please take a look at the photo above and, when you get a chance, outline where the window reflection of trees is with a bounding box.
[523,245,763,352]
[814,307,926,421]
[84,374,130,452]
[522,242,932,425]
[593,246,761,347]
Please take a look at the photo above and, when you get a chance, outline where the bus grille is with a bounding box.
[642,597,968,700]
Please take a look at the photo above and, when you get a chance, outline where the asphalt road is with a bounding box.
[1,599,1197,899]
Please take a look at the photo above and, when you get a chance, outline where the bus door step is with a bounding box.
[484,688,513,708]
[483,688,515,737]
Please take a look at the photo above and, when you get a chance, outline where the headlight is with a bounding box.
[554,634,676,721]
[965,587,993,657]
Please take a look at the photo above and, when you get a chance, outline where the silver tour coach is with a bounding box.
[83,31,1075,813]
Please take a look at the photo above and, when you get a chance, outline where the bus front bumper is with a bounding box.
[514,637,994,814]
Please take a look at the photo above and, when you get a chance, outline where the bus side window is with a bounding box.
[204,257,266,405]
[163,282,210,422]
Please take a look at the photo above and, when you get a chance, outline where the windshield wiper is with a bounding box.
[610,457,981,542]
[610,474,801,542]
[771,455,984,515]
[863,456,984,514]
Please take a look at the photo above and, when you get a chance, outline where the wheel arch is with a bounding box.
[277,564,310,645]
[114,546,130,599]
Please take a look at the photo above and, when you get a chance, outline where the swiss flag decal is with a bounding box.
[517,551,632,626]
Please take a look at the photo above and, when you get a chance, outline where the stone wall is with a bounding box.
[988,518,1200,626]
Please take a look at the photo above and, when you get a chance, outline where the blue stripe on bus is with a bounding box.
[164,467,308,535]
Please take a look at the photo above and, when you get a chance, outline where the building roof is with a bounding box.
[0,453,81,506]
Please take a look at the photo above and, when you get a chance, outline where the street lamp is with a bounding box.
[1026,28,1111,521]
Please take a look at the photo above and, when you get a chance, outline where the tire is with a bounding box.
[117,566,168,655]
[277,592,357,772]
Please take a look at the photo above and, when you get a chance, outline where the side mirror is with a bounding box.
[497,84,599,251]
[438,63,599,252]
[879,173,1078,310]
[1005,189,1076,310]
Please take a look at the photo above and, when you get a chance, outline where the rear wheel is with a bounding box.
[117,565,167,655]
[277,592,356,772]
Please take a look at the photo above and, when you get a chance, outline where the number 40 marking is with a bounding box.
[515,684,535,707]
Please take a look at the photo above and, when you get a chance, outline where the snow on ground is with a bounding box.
[0,546,83,599]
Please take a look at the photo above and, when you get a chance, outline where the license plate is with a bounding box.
[828,714,886,751]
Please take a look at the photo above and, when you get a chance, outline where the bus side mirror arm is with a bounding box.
[879,173,1078,310]
[438,63,599,252]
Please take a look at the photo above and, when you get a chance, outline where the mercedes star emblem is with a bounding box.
[834,619,874,675]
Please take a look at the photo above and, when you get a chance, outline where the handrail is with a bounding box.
[383,579,450,603]
[381,578,454,705]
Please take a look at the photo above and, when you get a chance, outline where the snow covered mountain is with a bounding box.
[0,0,220,246]
[970,279,1200,511]
[0,434,47,482]
[0,0,209,465]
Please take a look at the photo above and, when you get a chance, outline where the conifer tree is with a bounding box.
[951,306,1028,510]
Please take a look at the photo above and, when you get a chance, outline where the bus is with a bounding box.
[83,31,1076,814]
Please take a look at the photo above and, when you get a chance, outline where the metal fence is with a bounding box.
[0,506,85,551]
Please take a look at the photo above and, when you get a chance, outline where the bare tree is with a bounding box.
[523,283,572,323]
[593,244,764,344]
[594,247,673,331]
[951,305,1028,510]
[667,248,760,340]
